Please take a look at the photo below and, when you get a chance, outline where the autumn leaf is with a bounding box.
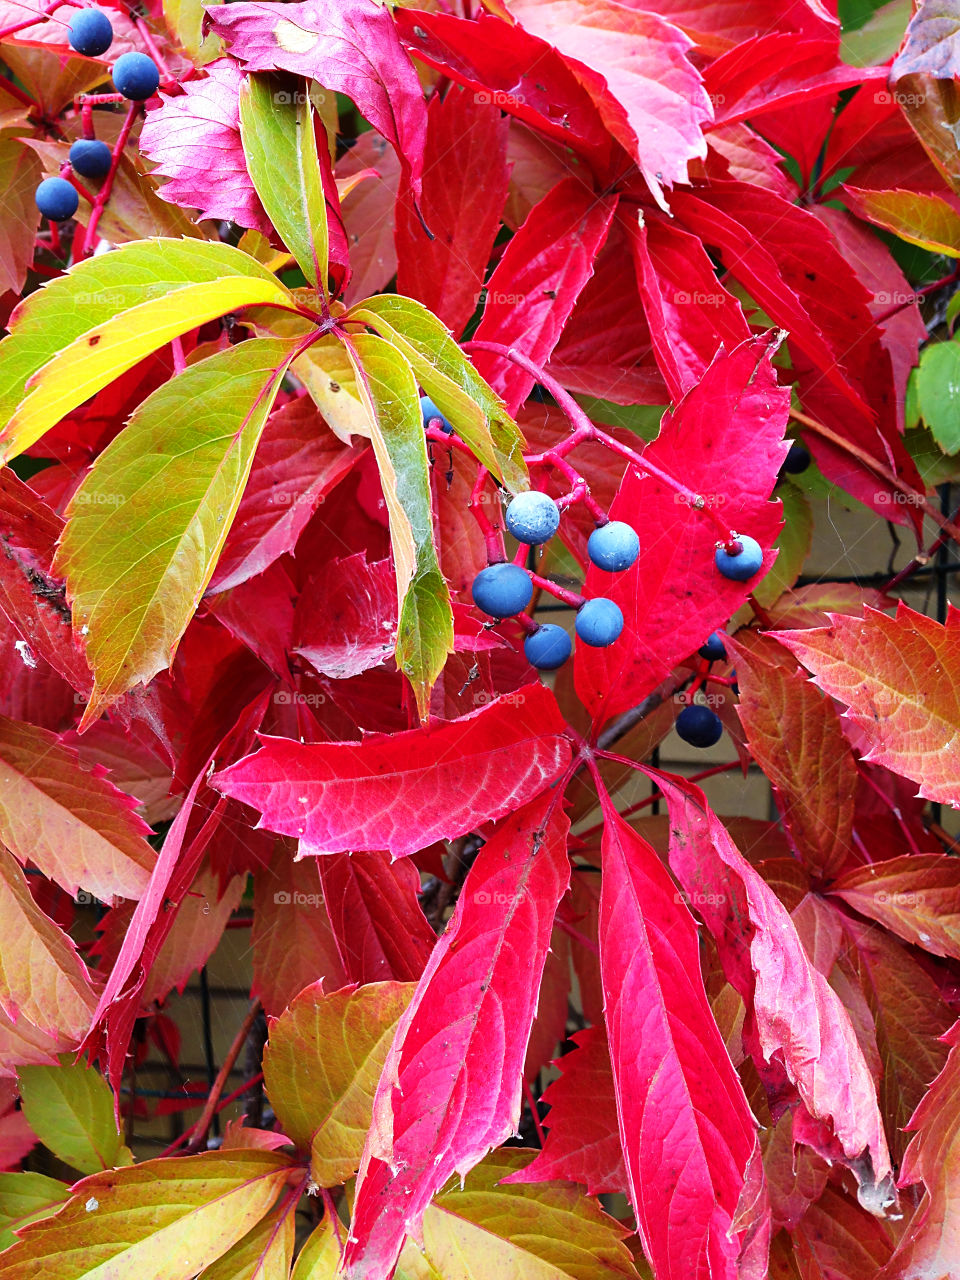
[729,631,858,879]
[139,60,271,233]
[0,848,95,1044]
[776,603,960,810]
[830,854,960,960]
[0,1150,294,1279]
[55,338,300,724]
[0,1172,70,1251]
[262,980,413,1184]
[18,1060,129,1175]
[595,794,765,1279]
[575,334,789,723]
[213,682,571,856]
[0,239,295,459]
[344,792,571,1278]
[654,773,894,1208]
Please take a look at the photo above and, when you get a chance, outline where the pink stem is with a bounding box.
[0,0,69,41]
[553,914,599,955]
[171,335,186,375]
[78,100,138,260]
[464,340,736,545]
[156,1071,265,1157]
[470,466,506,563]
[527,569,584,609]
[133,15,176,85]
[531,449,608,523]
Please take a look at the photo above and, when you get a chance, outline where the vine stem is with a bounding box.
[574,759,744,843]
[77,100,139,261]
[790,406,960,548]
[0,0,69,41]
[157,1072,264,1157]
[873,262,960,326]
[464,339,739,547]
[183,1000,262,1154]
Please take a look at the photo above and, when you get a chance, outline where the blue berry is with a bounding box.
[587,521,639,572]
[575,598,623,647]
[524,624,572,671]
[420,394,452,434]
[505,491,560,545]
[67,8,113,56]
[35,177,79,221]
[715,534,763,582]
[112,51,160,100]
[471,563,532,618]
[69,138,112,179]
[698,632,726,662]
[676,704,723,748]
[782,442,811,475]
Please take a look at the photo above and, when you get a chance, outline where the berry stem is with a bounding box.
[469,466,506,563]
[132,15,176,86]
[465,340,735,543]
[526,570,584,609]
[531,449,607,523]
[0,74,36,110]
[77,99,138,261]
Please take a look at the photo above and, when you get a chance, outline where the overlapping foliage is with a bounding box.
[1,0,960,1276]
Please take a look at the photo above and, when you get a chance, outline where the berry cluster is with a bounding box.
[34,9,160,224]
[469,488,639,670]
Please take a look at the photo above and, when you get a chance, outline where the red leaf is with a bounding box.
[629,211,749,400]
[209,396,364,594]
[395,85,509,336]
[728,631,858,880]
[343,790,570,1279]
[206,0,428,199]
[831,855,960,961]
[596,794,767,1280]
[139,60,269,232]
[575,334,788,723]
[545,217,667,405]
[314,850,435,985]
[0,470,92,699]
[510,0,710,205]
[507,1026,628,1196]
[293,554,396,680]
[471,178,617,413]
[338,133,401,308]
[395,10,614,175]
[670,181,925,526]
[631,0,836,55]
[251,839,347,1015]
[212,682,572,857]
[878,1017,960,1280]
[653,772,894,1208]
[777,603,960,810]
[704,36,882,128]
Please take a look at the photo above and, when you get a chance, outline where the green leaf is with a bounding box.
[0,1172,70,1251]
[240,73,329,301]
[54,337,300,725]
[348,295,528,491]
[289,1216,342,1279]
[197,1202,296,1279]
[915,340,960,454]
[0,239,295,460]
[394,1150,639,1280]
[0,1150,294,1279]
[262,981,414,1186]
[344,332,454,717]
[18,1060,130,1175]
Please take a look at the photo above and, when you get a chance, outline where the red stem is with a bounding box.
[133,15,176,85]
[464,340,736,545]
[183,999,262,1154]
[157,1071,264,1157]
[576,760,743,840]
[0,0,68,41]
[78,100,139,261]
[527,569,584,609]
[470,466,506,562]
[873,262,960,326]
